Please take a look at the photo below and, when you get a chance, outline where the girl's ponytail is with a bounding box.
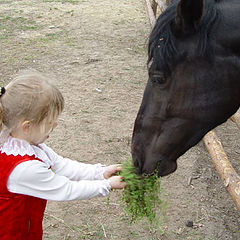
[0,87,6,130]
[0,86,10,145]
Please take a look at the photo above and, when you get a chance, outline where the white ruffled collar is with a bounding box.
[0,136,52,168]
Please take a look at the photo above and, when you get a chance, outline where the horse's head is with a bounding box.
[132,0,240,177]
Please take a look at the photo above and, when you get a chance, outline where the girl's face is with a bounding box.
[29,119,57,145]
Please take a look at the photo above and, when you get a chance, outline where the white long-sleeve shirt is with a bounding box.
[1,136,111,201]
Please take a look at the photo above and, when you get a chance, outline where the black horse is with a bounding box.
[131,0,240,177]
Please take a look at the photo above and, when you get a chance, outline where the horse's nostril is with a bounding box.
[134,165,142,175]
[132,155,143,175]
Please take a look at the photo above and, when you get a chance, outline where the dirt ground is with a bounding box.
[0,0,239,239]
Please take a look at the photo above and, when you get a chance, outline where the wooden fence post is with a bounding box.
[146,0,156,26]
[151,0,158,17]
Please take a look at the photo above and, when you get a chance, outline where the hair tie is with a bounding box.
[0,87,6,97]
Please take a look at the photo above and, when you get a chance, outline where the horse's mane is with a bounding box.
[148,0,220,73]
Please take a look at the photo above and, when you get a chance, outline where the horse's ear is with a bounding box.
[172,0,204,36]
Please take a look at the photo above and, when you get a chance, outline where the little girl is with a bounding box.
[0,70,126,240]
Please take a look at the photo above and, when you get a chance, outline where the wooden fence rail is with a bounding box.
[203,131,240,211]
[145,0,240,211]
[231,109,240,129]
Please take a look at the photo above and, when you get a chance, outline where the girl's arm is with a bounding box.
[39,143,106,181]
[7,160,111,201]
[52,156,106,181]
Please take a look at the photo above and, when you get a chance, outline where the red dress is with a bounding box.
[0,152,47,240]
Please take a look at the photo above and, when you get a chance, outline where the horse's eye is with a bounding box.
[152,74,167,84]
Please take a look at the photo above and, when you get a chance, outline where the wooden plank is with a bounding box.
[230,109,240,129]
[203,131,240,211]
[151,0,158,17]
[146,0,156,27]
[155,0,168,12]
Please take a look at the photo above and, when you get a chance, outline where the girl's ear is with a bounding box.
[21,120,31,134]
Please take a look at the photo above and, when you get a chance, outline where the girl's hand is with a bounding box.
[103,164,122,179]
[109,176,126,189]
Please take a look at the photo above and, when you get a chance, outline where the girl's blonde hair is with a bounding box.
[0,69,64,134]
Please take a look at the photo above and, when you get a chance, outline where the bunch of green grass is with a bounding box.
[119,159,167,224]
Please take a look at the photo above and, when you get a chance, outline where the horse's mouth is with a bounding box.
[132,149,178,177]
